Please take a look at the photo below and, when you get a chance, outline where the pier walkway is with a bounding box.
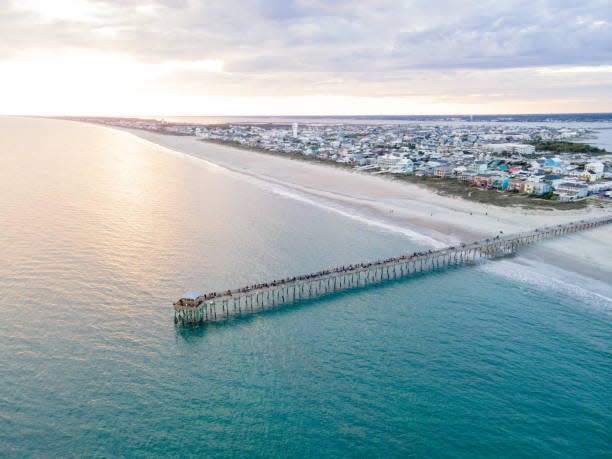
[174,216,610,325]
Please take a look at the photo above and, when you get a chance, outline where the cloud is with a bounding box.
[389,1,612,69]
[0,0,611,114]
[2,0,609,69]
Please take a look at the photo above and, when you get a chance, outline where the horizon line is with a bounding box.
[10,111,612,119]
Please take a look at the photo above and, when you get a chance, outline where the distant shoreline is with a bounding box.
[55,113,612,124]
[106,124,609,221]
[65,117,609,210]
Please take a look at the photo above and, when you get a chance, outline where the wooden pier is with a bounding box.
[174,216,611,325]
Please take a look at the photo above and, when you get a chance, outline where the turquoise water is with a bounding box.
[0,117,610,457]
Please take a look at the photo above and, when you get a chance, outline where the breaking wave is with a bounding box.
[480,257,612,313]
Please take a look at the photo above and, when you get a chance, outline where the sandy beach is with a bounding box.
[107,125,611,298]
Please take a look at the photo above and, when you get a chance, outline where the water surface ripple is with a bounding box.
[0,117,610,457]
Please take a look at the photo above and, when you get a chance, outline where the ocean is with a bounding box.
[0,117,610,457]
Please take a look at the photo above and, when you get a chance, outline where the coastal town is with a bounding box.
[80,117,612,203]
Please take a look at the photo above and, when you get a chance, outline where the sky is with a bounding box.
[1,0,611,116]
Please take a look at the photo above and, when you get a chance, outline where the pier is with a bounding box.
[174,217,611,325]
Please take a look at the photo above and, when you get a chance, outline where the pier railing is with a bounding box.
[174,216,611,324]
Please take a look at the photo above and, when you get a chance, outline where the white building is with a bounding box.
[475,160,488,173]
[391,158,414,173]
[554,182,589,201]
[292,122,299,138]
[377,155,413,173]
[483,143,536,155]
[588,181,612,194]
[194,127,211,139]
[585,162,604,180]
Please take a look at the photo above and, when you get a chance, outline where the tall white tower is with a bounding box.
[292,122,298,138]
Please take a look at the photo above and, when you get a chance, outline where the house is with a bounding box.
[544,157,565,173]
[580,162,604,183]
[377,154,413,173]
[491,175,510,190]
[507,178,525,192]
[588,181,612,194]
[390,158,414,173]
[475,160,488,173]
[581,169,598,183]
[473,174,494,188]
[524,179,551,195]
[483,143,536,155]
[554,182,589,201]
[432,165,454,178]
[584,162,605,180]
[544,174,565,189]
[534,182,552,195]
[458,172,477,183]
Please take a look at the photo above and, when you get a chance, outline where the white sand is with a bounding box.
[110,126,611,298]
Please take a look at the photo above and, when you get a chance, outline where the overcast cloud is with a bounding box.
[1,0,611,114]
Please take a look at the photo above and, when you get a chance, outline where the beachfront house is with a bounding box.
[588,181,612,194]
[432,165,454,178]
[554,182,589,201]
[458,171,477,183]
[491,175,510,190]
[507,178,525,192]
[377,154,413,173]
[473,174,494,188]
[544,174,565,189]
[524,178,552,195]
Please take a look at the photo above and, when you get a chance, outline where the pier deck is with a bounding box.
[174,217,610,325]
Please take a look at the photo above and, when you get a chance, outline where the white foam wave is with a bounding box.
[263,182,446,247]
[480,257,612,313]
[155,140,446,247]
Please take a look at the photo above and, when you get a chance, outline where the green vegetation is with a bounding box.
[391,174,590,209]
[529,141,607,154]
[201,139,354,170]
[541,191,555,200]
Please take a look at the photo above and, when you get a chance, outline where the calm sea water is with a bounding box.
[0,117,610,457]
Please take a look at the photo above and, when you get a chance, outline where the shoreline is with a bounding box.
[114,126,610,231]
[62,118,609,210]
[74,120,612,292]
[193,137,604,210]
